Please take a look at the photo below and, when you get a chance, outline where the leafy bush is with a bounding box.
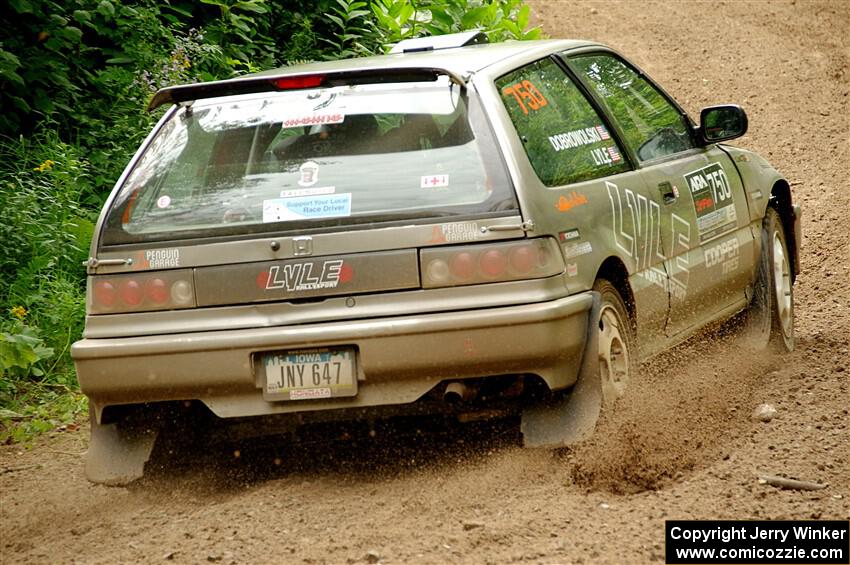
[0,132,95,376]
[324,0,544,59]
[1,319,54,378]
[371,0,542,48]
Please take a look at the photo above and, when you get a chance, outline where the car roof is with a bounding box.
[148,39,601,110]
[250,39,595,78]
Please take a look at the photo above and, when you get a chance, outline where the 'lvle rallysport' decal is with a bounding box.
[264,260,346,292]
[684,163,737,242]
[607,181,690,300]
[194,251,418,307]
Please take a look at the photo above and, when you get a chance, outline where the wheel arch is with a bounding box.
[594,256,635,330]
[769,179,800,282]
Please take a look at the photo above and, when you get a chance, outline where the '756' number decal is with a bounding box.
[502,80,548,115]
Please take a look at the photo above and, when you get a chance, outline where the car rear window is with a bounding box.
[101,77,517,246]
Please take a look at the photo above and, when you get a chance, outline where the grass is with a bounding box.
[0,380,88,446]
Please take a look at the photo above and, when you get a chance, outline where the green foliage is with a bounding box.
[371,0,543,50]
[0,131,96,382]
[1,321,54,378]
[321,0,544,62]
[0,381,87,445]
[323,0,378,59]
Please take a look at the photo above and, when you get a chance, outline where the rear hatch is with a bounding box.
[87,72,560,318]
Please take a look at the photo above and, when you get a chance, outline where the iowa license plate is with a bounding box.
[262,347,357,401]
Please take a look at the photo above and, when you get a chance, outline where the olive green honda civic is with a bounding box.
[72,32,801,484]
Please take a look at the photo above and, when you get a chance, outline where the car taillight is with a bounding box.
[145,278,169,304]
[270,75,324,90]
[93,281,117,307]
[420,238,563,288]
[87,269,196,314]
[479,249,508,278]
[120,280,143,306]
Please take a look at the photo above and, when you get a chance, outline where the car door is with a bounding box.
[492,56,671,354]
[565,51,755,340]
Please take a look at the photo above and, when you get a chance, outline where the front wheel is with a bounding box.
[745,207,795,351]
[593,279,634,405]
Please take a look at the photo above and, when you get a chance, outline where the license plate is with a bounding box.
[262,347,357,401]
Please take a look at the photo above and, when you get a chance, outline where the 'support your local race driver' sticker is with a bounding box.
[263,193,352,223]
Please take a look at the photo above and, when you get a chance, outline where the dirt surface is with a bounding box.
[2,1,848,563]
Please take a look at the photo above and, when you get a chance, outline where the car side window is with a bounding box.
[496,58,629,187]
[570,53,694,162]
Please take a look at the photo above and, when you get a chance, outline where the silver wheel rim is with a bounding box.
[772,231,793,338]
[598,305,629,404]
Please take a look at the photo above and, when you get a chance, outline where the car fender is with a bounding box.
[720,145,801,277]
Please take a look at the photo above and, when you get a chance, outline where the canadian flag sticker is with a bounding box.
[421,174,449,188]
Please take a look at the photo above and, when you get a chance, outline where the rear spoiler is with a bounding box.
[147,66,468,111]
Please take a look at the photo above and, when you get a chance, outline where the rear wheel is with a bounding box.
[745,207,795,351]
[593,279,633,405]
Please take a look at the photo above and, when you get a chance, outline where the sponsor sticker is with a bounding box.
[264,260,345,292]
[298,161,320,187]
[263,193,352,223]
[567,263,579,277]
[282,113,344,129]
[281,186,335,198]
[684,163,737,242]
[139,248,180,269]
[428,222,480,244]
[421,174,449,188]
[555,191,588,212]
[563,241,593,259]
[559,229,581,241]
[704,237,740,274]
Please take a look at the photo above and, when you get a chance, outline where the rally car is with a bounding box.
[72,31,800,484]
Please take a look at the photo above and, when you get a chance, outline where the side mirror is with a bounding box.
[698,105,748,144]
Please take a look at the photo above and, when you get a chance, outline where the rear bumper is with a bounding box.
[73,293,593,422]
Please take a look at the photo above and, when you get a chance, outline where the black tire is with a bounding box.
[745,207,795,352]
[592,279,634,406]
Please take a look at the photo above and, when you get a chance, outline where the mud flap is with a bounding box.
[521,291,602,448]
[86,411,158,485]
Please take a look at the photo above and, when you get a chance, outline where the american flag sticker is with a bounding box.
[607,146,622,162]
[595,125,611,140]
[421,174,449,188]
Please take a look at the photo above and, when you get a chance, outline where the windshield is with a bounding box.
[101,77,517,246]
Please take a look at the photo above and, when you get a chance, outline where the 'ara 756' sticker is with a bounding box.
[684,163,737,243]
